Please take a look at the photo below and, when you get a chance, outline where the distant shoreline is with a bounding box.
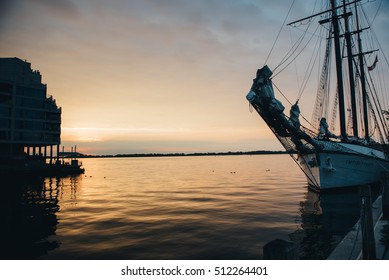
[76,150,291,159]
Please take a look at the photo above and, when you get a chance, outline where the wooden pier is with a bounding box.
[328,181,389,260]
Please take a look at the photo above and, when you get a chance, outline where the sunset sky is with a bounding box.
[1,0,388,155]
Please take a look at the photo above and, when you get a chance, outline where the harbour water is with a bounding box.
[1,154,365,259]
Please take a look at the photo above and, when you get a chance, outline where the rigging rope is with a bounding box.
[272,24,321,78]
[273,81,315,128]
[362,3,389,71]
[370,0,383,25]
[274,27,306,73]
[264,0,296,66]
[297,27,323,101]
[273,0,321,76]
[361,2,389,112]
[272,82,293,106]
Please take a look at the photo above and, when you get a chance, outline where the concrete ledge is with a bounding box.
[374,217,389,259]
[328,195,385,259]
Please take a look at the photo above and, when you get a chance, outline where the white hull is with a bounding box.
[246,65,389,190]
[299,143,389,189]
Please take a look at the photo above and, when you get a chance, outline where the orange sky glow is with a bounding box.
[1,0,388,154]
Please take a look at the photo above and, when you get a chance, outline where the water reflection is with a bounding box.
[1,155,381,260]
[0,176,80,259]
[291,186,380,259]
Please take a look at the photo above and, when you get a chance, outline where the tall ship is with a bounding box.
[246,0,389,190]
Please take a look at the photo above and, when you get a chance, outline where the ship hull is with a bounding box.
[247,65,389,190]
[299,143,389,189]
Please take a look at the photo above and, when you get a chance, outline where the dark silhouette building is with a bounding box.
[0,57,61,163]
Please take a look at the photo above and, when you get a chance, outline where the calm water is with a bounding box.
[1,155,364,259]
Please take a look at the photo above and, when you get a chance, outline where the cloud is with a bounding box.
[2,0,388,154]
[29,0,79,18]
[0,0,17,31]
[0,0,14,16]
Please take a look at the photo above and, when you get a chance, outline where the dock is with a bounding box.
[328,193,389,260]
[263,182,389,260]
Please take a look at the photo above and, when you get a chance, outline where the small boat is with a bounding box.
[246,0,389,190]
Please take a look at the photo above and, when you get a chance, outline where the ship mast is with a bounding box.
[287,0,362,140]
[330,0,347,140]
[354,2,370,141]
[343,0,358,137]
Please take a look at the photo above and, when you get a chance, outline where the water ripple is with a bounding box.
[2,155,364,259]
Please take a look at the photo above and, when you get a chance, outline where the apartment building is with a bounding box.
[0,57,61,162]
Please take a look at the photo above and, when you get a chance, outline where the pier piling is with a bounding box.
[360,185,376,259]
[382,179,389,220]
